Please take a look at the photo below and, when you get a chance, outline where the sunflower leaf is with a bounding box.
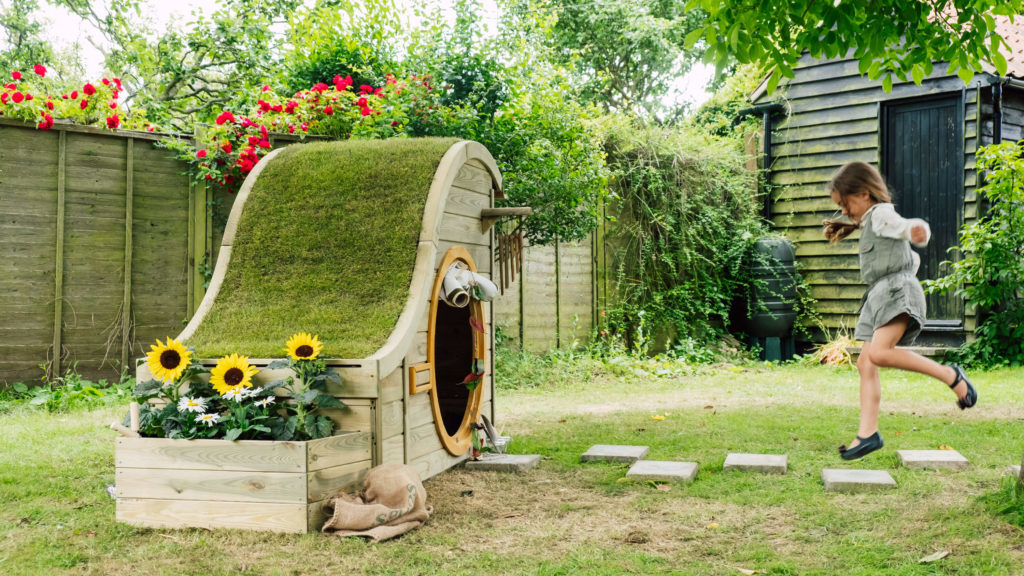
[324,371,343,386]
[273,418,297,441]
[315,394,345,409]
[315,416,334,438]
[297,389,319,405]
[252,425,272,434]
[267,359,291,370]
[133,379,163,398]
[264,378,290,390]
[304,415,319,438]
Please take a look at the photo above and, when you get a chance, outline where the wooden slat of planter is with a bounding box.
[306,459,370,502]
[116,437,306,472]
[380,399,404,438]
[319,400,372,433]
[116,499,308,533]
[116,468,307,503]
[306,430,372,472]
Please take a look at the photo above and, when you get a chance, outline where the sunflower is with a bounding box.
[210,353,260,396]
[146,338,193,383]
[285,333,324,361]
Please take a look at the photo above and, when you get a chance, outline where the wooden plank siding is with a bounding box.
[756,55,984,340]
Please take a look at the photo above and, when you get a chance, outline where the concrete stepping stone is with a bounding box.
[822,469,896,493]
[1006,465,1021,478]
[626,460,698,482]
[897,449,969,470]
[723,453,787,474]
[464,454,541,473]
[581,444,649,463]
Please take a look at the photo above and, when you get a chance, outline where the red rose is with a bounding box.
[83,83,96,96]
[288,124,295,133]
[258,139,270,149]
[101,78,110,85]
[215,111,235,125]
[357,97,367,107]
[80,100,88,109]
[360,107,371,116]
[106,115,120,129]
[260,125,268,140]
[323,105,333,115]
[247,136,260,146]
[312,82,328,92]
[109,101,117,109]
[70,90,78,99]
[0,93,7,104]
[24,94,32,101]
[205,174,213,180]
[390,120,398,127]
[112,78,122,90]
[146,126,154,132]
[61,94,68,99]
[33,65,46,77]
[285,100,298,113]
[262,85,270,92]
[258,99,271,112]
[11,92,23,103]
[359,84,372,94]
[222,142,232,153]
[196,150,207,159]
[373,87,383,96]
[46,101,54,110]
[11,71,21,80]
[271,104,283,112]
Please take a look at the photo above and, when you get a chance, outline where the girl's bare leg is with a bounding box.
[848,339,882,449]
[867,314,966,400]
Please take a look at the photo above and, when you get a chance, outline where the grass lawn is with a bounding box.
[2,361,1023,575]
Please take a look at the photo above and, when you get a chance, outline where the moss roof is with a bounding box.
[186,137,461,359]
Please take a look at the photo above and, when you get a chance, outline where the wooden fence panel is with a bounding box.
[0,126,59,382]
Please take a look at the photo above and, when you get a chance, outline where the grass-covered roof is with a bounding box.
[186,137,461,359]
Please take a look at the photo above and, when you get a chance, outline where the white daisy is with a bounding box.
[254,397,276,408]
[195,413,221,427]
[243,386,265,399]
[222,388,245,402]
[177,396,208,413]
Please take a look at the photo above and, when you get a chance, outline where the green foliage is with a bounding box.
[688,0,1023,94]
[0,0,54,73]
[510,0,704,118]
[1,364,133,413]
[599,117,766,344]
[925,141,1024,367]
[282,0,400,94]
[689,62,769,137]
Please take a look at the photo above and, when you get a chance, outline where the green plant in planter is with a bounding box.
[925,141,1024,367]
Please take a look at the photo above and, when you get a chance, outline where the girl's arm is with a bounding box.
[871,203,931,247]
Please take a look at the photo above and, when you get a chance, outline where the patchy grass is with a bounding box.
[2,363,1024,575]
[186,138,460,359]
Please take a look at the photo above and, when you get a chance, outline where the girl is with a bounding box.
[823,161,977,460]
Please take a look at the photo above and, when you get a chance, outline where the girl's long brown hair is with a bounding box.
[823,161,893,243]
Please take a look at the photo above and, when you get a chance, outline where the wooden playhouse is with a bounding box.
[115,138,514,532]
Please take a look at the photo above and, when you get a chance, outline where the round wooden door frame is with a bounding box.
[427,246,486,456]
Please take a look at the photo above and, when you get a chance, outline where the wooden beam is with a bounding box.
[51,130,67,379]
[122,138,134,371]
[480,207,532,233]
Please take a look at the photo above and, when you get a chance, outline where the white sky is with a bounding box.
[31,0,713,111]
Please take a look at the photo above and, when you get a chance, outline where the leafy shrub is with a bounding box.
[2,364,133,413]
[925,141,1024,367]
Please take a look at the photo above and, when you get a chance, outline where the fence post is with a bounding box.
[51,130,67,380]
[554,233,560,349]
[121,138,135,371]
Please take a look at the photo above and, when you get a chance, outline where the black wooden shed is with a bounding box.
[750,17,1024,346]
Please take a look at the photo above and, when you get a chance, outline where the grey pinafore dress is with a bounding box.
[853,211,927,344]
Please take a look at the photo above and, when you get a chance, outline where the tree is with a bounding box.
[688,0,1024,94]
[506,0,704,119]
[51,0,299,129]
[0,0,54,73]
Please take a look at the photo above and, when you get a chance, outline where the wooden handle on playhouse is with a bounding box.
[480,207,533,232]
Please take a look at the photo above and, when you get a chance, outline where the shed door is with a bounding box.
[882,96,964,325]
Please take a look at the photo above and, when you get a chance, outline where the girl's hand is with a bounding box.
[910,224,927,244]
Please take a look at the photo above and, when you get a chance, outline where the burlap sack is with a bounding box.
[321,463,432,542]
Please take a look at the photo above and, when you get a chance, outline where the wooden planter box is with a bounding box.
[115,430,372,533]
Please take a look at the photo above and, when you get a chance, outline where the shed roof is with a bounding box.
[749,14,1024,102]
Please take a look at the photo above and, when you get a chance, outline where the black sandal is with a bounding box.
[949,364,977,410]
[838,431,884,460]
